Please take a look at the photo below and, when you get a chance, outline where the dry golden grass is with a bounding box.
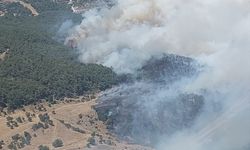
[0,97,153,150]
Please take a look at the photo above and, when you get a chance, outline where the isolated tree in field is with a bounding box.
[52,139,63,148]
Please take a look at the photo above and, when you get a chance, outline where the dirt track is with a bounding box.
[2,0,39,16]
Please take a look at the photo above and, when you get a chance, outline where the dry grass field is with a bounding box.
[0,96,153,150]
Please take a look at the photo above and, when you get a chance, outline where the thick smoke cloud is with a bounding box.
[66,0,250,74]
[66,0,250,149]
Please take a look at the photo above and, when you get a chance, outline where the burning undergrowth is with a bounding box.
[94,54,205,146]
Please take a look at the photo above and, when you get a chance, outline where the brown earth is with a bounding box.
[0,96,153,150]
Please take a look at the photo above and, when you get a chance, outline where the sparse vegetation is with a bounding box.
[36,105,47,112]
[87,136,96,146]
[32,122,44,131]
[38,145,49,150]
[0,140,5,149]
[78,113,83,119]
[7,133,30,149]
[24,131,32,145]
[25,112,33,122]
[12,134,21,142]
[91,131,96,137]
[6,116,19,129]
[16,117,23,123]
[87,130,97,147]
[7,141,17,150]
[6,116,13,121]
[72,127,85,134]
[52,139,63,148]
[105,139,112,146]
[58,119,85,134]
[38,113,50,123]
[48,120,54,126]
[38,113,54,128]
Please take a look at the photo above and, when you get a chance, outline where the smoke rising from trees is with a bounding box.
[66,0,250,149]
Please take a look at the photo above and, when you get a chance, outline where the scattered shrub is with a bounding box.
[0,140,5,149]
[52,139,63,148]
[6,116,13,121]
[16,117,23,123]
[48,120,54,126]
[105,139,112,145]
[72,127,85,134]
[38,113,50,123]
[38,145,49,150]
[32,122,44,131]
[12,134,21,142]
[91,131,96,137]
[8,142,17,150]
[87,137,96,146]
[24,131,32,145]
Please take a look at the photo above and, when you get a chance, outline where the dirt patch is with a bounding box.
[18,0,39,16]
[1,0,39,16]
[0,49,9,62]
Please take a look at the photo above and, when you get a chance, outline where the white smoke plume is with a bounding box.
[66,0,250,149]
[67,0,250,74]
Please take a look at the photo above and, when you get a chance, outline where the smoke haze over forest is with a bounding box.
[66,0,250,149]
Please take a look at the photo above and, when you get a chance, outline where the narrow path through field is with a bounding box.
[2,0,39,16]
[18,0,39,16]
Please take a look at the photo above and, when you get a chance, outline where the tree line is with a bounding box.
[0,12,118,108]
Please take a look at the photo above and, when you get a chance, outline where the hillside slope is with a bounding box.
[0,97,153,150]
[0,4,118,109]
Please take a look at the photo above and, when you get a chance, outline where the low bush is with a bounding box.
[52,139,63,148]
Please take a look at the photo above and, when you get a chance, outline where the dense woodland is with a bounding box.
[0,2,118,108]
